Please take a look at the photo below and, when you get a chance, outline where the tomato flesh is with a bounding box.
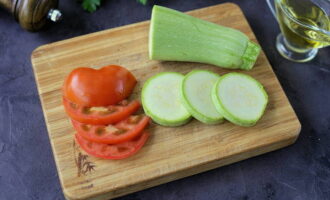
[63,97,141,125]
[63,65,137,107]
[72,115,150,144]
[75,131,149,159]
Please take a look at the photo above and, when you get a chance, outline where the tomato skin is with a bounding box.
[75,131,149,160]
[63,97,141,125]
[72,115,150,144]
[63,65,137,107]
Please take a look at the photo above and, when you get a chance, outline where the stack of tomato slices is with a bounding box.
[62,65,150,160]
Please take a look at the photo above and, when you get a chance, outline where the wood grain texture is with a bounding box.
[31,3,301,200]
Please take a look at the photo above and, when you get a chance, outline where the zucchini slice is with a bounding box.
[181,70,224,124]
[141,72,191,126]
[211,73,268,126]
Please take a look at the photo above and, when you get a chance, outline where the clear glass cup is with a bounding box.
[267,0,330,62]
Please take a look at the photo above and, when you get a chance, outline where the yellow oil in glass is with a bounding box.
[275,0,330,50]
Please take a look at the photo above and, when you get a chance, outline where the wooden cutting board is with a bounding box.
[31,3,301,200]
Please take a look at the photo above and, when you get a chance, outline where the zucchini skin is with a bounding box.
[149,6,261,70]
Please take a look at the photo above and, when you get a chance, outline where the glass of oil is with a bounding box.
[267,0,330,62]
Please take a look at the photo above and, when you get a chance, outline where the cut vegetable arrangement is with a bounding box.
[149,6,261,70]
[212,73,268,126]
[63,65,150,160]
[142,70,268,127]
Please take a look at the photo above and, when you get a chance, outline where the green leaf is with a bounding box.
[82,0,102,13]
[137,0,148,5]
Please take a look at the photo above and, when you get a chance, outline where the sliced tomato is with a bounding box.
[63,65,137,107]
[75,131,149,159]
[63,97,141,125]
[72,115,150,144]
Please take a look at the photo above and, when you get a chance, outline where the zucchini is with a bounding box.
[211,73,268,126]
[141,72,191,126]
[149,5,261,70]
[181,70,224,124]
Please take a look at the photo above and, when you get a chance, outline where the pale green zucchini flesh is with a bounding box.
[181,70,224,124]
[149,5,261,70]
[141,72,191,126]
[211,73,268,126]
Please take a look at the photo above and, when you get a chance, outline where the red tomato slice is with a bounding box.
[75,131,149,159]
[63,97,141,125]
[72,115,150,144]
[63,65,137,107]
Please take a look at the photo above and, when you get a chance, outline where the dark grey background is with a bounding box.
[0,0,329,199]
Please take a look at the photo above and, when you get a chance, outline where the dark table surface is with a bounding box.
[0,0,329,200]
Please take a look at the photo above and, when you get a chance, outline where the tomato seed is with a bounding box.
[81,124,90,131]
[69,102,78,109]
[82,107,91,114]
[99,108,116,115]
[117,147,128,152]
[127,115,142,124]
[95,127,105,136]
[113,129,127,135]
